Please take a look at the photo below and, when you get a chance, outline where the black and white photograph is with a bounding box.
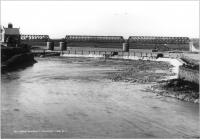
[1,0,199,138]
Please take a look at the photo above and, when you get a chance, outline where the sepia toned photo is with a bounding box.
[1,0,199,138]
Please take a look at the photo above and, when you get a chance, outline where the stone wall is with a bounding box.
[178,66,199,84]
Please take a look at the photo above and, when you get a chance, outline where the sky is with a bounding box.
[1,1,199,39]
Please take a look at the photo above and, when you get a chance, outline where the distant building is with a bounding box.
[0,23,21,47]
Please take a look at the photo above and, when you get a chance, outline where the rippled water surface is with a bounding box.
[1,57,199,138]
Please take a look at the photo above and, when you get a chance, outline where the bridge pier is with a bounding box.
[47,41,54,50]
[60,42,67,51]
[122,42,129,52]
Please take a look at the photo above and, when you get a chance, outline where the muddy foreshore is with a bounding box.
[105,58,199,103]
[41,56,199,103]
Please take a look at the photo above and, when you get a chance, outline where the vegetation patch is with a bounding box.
[150,79,199,103]
[107,60,173,83]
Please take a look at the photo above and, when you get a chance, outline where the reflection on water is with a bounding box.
[1,57,199,138]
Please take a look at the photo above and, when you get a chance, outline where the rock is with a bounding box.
[178,94,185,100]
[184,97,190,102]
[40,55,45,58]
[194,99,199,103]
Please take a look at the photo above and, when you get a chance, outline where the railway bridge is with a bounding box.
[20,34,191,51]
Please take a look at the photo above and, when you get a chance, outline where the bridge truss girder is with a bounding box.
[128,36,190,44]
[21,34,50,41]
[65,35,125,43]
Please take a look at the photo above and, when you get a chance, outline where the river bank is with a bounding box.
[1,45,37,72]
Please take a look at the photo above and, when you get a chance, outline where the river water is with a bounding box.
[1,57,199,138]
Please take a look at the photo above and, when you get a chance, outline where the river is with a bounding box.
[1,57,199,138]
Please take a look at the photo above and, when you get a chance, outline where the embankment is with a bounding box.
[1,45,37,72]
[178,66,199,84]
[178,56,199,84]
